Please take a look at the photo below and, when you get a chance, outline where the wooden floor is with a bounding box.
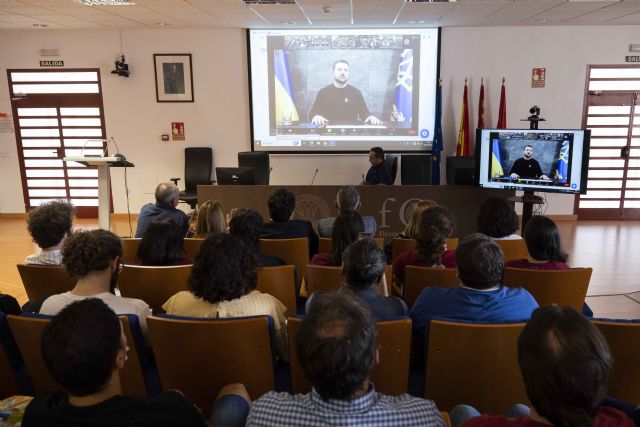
[2,217,640,319]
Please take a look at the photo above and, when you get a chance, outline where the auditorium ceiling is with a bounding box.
[0,0,639,30]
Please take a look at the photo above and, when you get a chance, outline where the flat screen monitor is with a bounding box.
[446,156,475,185]
[215,167,255,185]
[475,129,590,194]
[248,28,440,153]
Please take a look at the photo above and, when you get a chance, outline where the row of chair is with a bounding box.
[16,262,591,317]
[2,311,638,416]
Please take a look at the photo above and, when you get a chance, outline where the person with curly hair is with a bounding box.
[162,234,288,360]
[476,197,521,240]
[229,209,285,267]
[189,200,227,239]
[260,188,319,255]
[39,229,151,335]
[136,219,192,266]
[400,199,439,239]
[393,206,456,286]
[25,201,74,265]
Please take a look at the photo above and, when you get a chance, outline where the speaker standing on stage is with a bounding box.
[363,147,394,185]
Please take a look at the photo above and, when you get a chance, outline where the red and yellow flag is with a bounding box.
[456,79,470,156]
[496,78,507,129]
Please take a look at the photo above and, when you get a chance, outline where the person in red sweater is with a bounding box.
[452,305,634,427]
[505,215,568,270]
[310,211,363,266]
[392,206,456,286]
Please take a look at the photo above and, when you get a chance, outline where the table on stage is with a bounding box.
[198,185,514,238]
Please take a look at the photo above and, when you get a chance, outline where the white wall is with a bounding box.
[0,25,638,214]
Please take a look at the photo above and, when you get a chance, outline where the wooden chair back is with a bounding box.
[183,238,205,260]
[120,238,141,264]
[495,239,529,262]
[257,265,297,317]
[260,238,309,284]
[7,315,59,394]
[16,264,76,303]
[593,320,640,403]
[147,315,275,414]
[384,264,392,296]
[118,265,191,314]
[502,267,592,311]
[288,317,412,395]
[304,265,343,294]
[391,237,458,262]
[318,237,384,254]
[426,319,528,413]
[0,312,27,398]
[404,266,458,308]
[7,314,151,398]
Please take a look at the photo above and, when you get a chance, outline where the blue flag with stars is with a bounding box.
[554,140,570,182]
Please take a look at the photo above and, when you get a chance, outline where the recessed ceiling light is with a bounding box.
[32,23,48,27]
[74,0,135,5]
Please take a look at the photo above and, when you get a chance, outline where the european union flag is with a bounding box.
[391,49,413,128]
[274,50,299,126]
[432,81,443,185]
[491,139,504,177]
[554,140,570,182]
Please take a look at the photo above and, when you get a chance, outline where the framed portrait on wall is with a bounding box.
[153,53,194,102]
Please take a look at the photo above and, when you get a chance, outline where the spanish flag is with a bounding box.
[496,78,507,128]
[456,79,470,156]
[477,77,485,129]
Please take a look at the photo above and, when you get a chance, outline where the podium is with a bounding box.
[63,156,134,231]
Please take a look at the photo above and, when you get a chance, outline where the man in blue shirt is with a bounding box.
[135,182,189,238]
[410,233,538,341]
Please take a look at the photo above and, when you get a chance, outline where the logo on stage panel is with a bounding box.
[292,194,332,222]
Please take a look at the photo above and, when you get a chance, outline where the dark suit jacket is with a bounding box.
[260,220,319,256]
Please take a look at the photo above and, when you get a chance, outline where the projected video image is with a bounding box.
[270,35,417,135]
[249,29,439,153]
[488,132,572,187]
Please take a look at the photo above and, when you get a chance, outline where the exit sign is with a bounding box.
[625,56,640,63]
[39,60,64,67]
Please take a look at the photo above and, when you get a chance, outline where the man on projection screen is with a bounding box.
[309,59,382,126]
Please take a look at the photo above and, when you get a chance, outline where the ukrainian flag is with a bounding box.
[274,50,299,126]
[491,139,504,177]
[391,49,413,128]
[554,140,570,182]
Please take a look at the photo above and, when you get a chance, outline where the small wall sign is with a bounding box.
[39,60,64,67]
[625,56,640,63]
[532,68,546,88]
[171,122,185,141]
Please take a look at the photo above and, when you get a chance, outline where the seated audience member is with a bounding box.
[243,291,443,426]
[136,219,192,266]
[25,201,74,265]
[317,185,376,237]
[229,209,285,267]
[477,197,522,240]
[410,233,538,342]
[400,199,439,239]
[453,305,634,427]
[308,239,407,320]
[393,206,456,286]
[310,211,364,266]
[23,299,213,426]
[0,293,20,315]
[188,200,226,238]
[162,234,288,360]
[260,188,319,255]
[135,182,188,238]
[39,230,151,336]
[506,215,567,269]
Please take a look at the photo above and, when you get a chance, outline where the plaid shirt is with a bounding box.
[247,387,444,427]
[25,249,62,266]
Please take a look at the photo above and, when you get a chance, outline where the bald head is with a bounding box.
[155,182,180,205]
